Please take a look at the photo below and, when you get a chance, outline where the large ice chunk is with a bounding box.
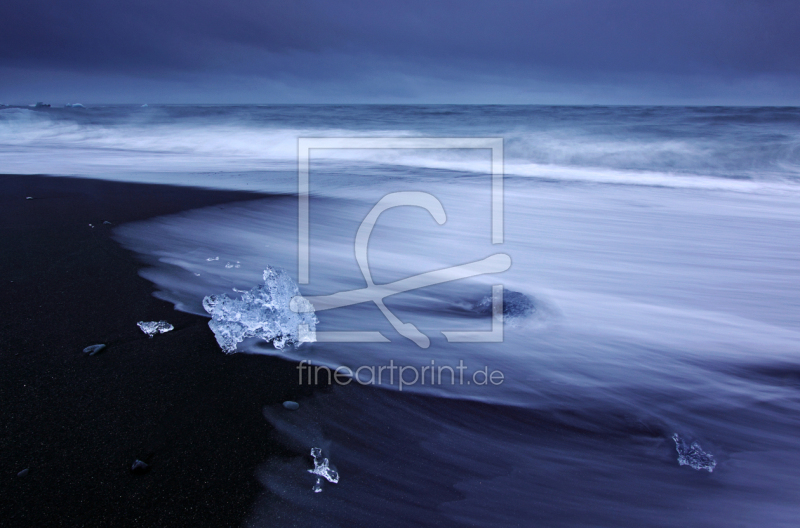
[672,433,716,472]
[202,266,317,354]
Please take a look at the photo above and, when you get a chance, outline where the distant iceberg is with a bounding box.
[202,266,317,354]
[672,433,716,472]
[65,103,85,108]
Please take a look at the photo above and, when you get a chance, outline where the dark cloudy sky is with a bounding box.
[2,0,799,104]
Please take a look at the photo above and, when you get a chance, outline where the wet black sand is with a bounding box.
[0,174,315,526]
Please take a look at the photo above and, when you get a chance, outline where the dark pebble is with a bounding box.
[131,460,149,474]
[83,344,106,356]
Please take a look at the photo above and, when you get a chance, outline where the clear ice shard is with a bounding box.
[673,433,716,472]
[202,266,317,354]
[308,447,339,492]
[137,320,174,337]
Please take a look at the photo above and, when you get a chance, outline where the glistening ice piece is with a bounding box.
[203,266,317,354]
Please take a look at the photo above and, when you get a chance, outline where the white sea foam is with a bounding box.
[2,106,799,194]
[113,170,800,409]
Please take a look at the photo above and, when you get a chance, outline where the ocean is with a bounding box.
[3,104,800,526]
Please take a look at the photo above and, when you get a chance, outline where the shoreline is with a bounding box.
[0,174,316,526]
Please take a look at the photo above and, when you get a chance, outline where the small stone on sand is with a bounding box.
[131,460,149,474]
[83,344,106,356]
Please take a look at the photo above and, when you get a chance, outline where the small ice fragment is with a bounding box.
[206,256,219,261]
[202,266,317,354]
[83,344,106,356]
[475,290,535,320]
[225,262,234,269]
[283,401,300,410]
[131,460,149,474]
[194,273,201,276]
[17,468,29,477]
[103,221,112,225]
[672,433,716,472]
[307,447,339,492]
[89,224,94,228]
[25,196,33,200]
[141,104,148,107]
[137,321,174,337]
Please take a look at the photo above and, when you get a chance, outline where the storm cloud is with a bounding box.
[2,0,800,104]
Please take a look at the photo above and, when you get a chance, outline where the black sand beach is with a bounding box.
[0,174,316,526]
